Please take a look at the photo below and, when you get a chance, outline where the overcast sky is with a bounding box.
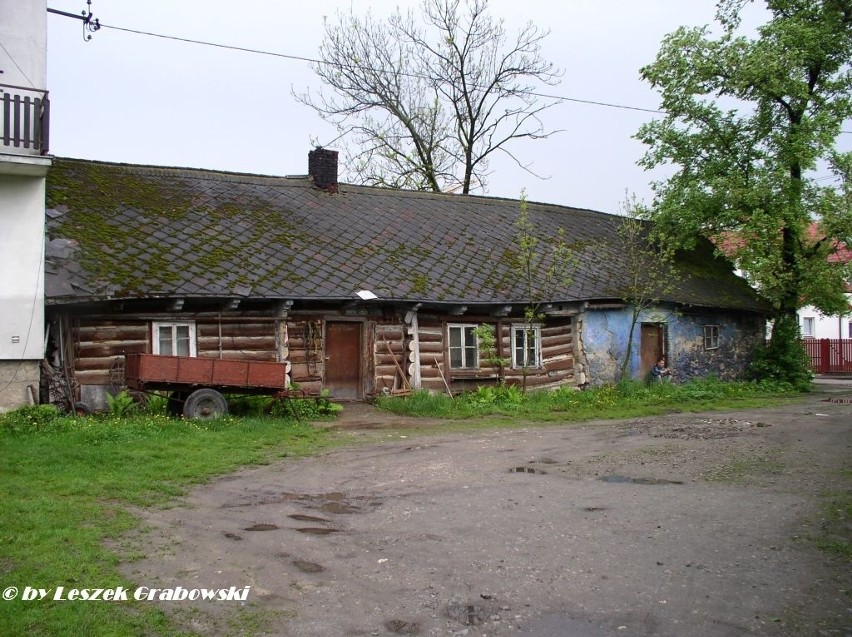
[44,0,837,214]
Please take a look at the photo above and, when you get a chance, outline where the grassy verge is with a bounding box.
[375,378,802,421]
[0,410,335,637]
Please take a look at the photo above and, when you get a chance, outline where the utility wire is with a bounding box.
[50,13,852,131]
[96,22,666,115]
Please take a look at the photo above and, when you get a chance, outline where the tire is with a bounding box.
[183,388,228,420]
[73,402,92,416]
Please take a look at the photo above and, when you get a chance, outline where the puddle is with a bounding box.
[321,502,360,514]
[292,559,325,573]
[223,532,242,541]
[289,514,330,523]
[509,467,547,474]
[243,523,279,531]
[598,475,683,485]
[295,527,338,535]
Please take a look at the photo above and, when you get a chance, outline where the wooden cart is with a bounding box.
[124,353,295,420]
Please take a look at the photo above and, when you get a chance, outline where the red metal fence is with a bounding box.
[803,339,852,374]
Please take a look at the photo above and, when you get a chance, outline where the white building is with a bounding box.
[800,292,852,340]
[0,0,51,410]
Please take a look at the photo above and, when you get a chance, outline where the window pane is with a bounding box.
[450,347,463,368]
[175,325,191,357]
[158,326,173,356]
[464,345,477,368]
[449,327,461,349]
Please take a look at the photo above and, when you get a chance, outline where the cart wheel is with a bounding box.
[73,402,92,416]
[183,388,228,420]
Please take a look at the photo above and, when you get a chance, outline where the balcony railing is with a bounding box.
[1,83,50,155]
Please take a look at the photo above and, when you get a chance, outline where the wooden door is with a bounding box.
[640,323,664,379]
[324,321,362,399]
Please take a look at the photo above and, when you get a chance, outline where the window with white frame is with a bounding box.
[448,324,478,369]
[152,322,196,357]
[802,317,815,338]
[703,325,720,350]
[512,324,541,369]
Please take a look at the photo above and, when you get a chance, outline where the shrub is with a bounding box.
[747,315,812,390]
[0,404,66,434]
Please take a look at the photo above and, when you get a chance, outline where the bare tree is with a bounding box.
[297,0,562,194]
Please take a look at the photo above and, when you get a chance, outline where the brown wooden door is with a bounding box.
[640,323,664,379]
[324,321,362,399]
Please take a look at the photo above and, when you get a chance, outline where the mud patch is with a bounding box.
[223,532,242,541]
[243,523,279,531]
[599,475,683,485]
[385,618,420,634]
[445,601,499,626]
[320,502,360,514]
[292,559,325,573]
[295,527,338,535]
[509,466,547,474]
[630,417,765,440]
[289,514,330,524]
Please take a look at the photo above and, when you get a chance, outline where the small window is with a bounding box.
[152,322,196,357]
[848,321,852,339]
[703,325,720,350]
[512,324,541,369]
[448,324,478,369]
[802,317,815,338]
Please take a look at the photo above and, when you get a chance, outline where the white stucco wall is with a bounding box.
[0,0,48,89]
[0,175,45,360]
[799,297,852,340]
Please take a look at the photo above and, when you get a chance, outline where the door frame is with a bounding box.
[323,318,367,400]
[639,322,667,379]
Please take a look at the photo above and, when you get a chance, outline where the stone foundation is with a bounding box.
[0,360,39,412]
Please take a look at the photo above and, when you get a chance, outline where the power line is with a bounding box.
[48,11,852,131]
[94,21,667,115]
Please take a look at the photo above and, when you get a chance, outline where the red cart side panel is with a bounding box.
[125,354,288,390]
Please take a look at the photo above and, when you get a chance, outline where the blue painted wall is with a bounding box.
[580,305,765,384]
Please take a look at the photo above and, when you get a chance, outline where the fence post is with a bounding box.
[819,339,831,374]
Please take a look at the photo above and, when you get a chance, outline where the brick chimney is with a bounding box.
[308,148,338,192]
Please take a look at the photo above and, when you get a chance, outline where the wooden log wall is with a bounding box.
[500,319,575,390]
[286,317,324,395]
[416,318,449,394]
[74,321,148,386]
[374,324,407,393]
[196,322,276,361]
[72,317,278,387]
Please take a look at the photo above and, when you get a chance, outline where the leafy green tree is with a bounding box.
[297,0,562,194]
[636,0,852,383]
[615,194,678,382]
[514,190,576,391]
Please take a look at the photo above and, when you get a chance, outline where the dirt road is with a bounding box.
[122,383,851,636]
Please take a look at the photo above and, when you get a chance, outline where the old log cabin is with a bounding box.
[43,150,766,410]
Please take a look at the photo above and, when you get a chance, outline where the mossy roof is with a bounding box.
[44,157,766,312]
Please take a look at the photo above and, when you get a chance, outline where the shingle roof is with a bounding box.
[44,157,766,312]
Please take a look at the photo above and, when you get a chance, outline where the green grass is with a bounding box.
[0,411,334,637]
[375,378,802,421]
